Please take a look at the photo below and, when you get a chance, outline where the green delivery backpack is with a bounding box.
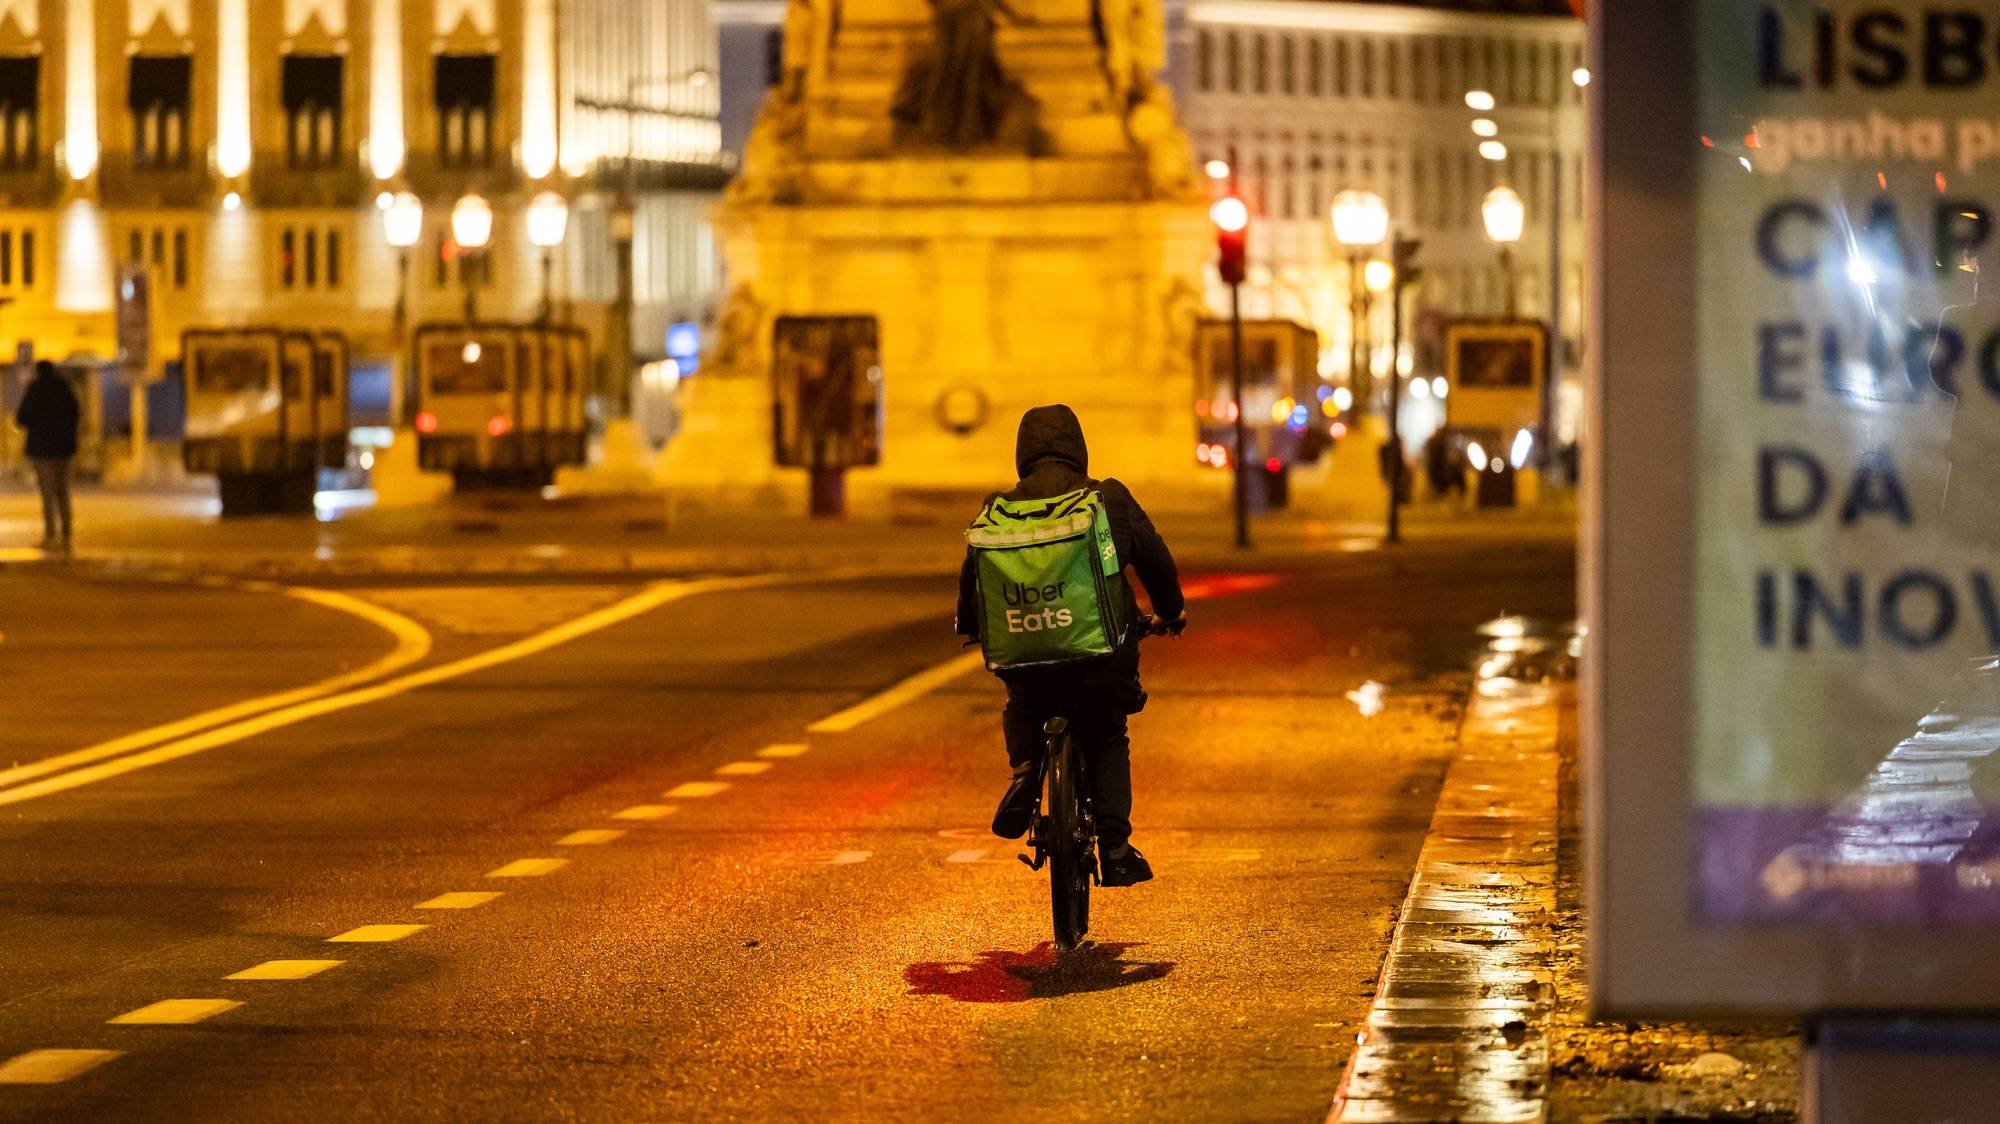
[966,487,1129,672]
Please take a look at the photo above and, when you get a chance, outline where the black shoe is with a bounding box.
[1098,844,1153,887]
[992,769,1038,839]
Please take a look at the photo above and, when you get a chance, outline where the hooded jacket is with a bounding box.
[14,368,80,460]
[955,405,1184,647]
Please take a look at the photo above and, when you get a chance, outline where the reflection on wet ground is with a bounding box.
[1332,617,1576,1123]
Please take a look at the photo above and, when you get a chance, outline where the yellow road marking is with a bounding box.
[807,651,986,733]
[108,999,242,1025]
[487,858,567,878]
[416,892,500,910]
[664,781,729,799]
[0,1049,121,1084]
[830,850,871,865]
[757,743,810,758]
[612,805,676,821]
[328,924,426,943]
[946,848,989,863]
[226,959,343,981]
[558,828,626,845]
[0,587,432,794]
[0,579,753,809]
[715,761,771,776]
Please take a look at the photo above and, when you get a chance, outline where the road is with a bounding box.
[0,540,1574,1122]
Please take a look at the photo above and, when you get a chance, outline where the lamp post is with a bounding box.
[1385,235,1422,546]
[1482,184,1525,318]
[1331,190,1388,411]
[449,193,493,326]
[525,191,569,326]
[1211,168,1251,551]
[381,191,423,426]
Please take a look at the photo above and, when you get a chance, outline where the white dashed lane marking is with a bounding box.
[829,851,872,865]
[0,1049,122,1085]
[108,999,242,1026]
[329,924,426,943]
[715,761,770,776]
[487,858,567,878]
[946,848,990,864]
[612,805,676,821]
[226,960,343,981]
[757,743,810,758]
[664,781,729,799]
[558,828,627,845]
[417,892,500,910]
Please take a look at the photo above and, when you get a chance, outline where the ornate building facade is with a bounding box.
[0,0,723,461]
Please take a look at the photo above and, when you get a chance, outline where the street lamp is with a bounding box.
[1211,179,1251,551]
[1384,235,1422,546]
[1332,190,1388,410]
[381,191,423,425]
[450,193,492,326]
[525,191,569,324]
[1482,185,1525,318]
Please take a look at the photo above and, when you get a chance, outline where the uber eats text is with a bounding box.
[1002,580,1075,633]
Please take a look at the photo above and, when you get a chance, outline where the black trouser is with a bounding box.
[1000,645,1142,851]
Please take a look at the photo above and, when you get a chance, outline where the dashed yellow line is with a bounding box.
[108,999,242,1026]
[328,924,426,943]
[612,805,677,821]
[665,781,729,799]
[417,892,500,910]
[558,828,626,845]
[227,959,343,981]
[807,651,985,733]
[0,1049,121,1084]
[715,761,771,776]
[486,858,567,878]
[758,743,810,758]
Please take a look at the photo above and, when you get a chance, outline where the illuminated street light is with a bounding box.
[382,192,423,249]
[1209,195,1249,235]
[1572,67,1591,88]
[451,194,492,325]
[1331,190,1389,248]
[1333,190,1390,415]
[1483,186,1526,318]
[1364,259,1394,294]
[1465,90,1496,112]
[1478,140,1509,162]
[1472,118,1498,138]
[527,191,569,324]
[381,192,423,425]
[1204,159,1231,181]
[450,193,493,250]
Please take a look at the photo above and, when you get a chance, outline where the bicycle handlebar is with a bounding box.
[1138,612,1188,639]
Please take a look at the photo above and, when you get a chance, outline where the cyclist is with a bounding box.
[955,404,1186,887]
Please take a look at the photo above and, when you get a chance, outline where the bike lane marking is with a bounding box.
[0,1049,121,1084]
[807,650,985,733]
[0,585,432,794]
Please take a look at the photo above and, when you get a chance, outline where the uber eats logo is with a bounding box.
[1002,580,1074,632]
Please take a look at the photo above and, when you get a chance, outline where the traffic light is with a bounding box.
[1210,196,1248,286]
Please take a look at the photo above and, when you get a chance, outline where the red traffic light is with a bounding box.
[1211,195,1249,286]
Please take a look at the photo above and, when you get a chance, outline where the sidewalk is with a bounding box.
[1331,629,1801,1123]
[0,484,1575,580]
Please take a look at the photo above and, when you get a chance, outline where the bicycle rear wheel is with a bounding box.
[1046,720,1092,951]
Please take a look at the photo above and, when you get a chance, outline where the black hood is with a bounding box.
[1014,405,1088,477]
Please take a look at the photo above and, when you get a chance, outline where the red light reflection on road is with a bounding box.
[1180,573,1281,602]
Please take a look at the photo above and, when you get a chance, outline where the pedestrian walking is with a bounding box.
[15,360,79,551]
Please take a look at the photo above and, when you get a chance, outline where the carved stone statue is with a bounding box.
[890,0,1039,150]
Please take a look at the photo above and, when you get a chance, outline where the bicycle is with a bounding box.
[1017,613,1181,951]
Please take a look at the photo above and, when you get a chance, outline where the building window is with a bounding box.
[1197,30,1213,91]
[277,224,344,292]
[1412,39,1429,103]
[1360,40,1375,98]
[0,56,36,170]
[1334,39,1348,97]
[129,56,193,169]
[1385,41,1400,100]
[125,224,192,291]
[435,230,492,289]
[434,54,496,167]
[1306,40,1322,96]
[282,55,344,170]
[1251,36,1267,94]
[1279,38,1295,95]
[1225,32,1240,92]
[764,30,784,87]
[0,226,34,289]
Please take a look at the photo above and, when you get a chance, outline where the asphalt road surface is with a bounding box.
[0,541,1574,1122]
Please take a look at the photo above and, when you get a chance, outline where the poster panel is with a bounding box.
[1593,1,2000,1015]
[1444,321,1547,433]
[771,316,882,470]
